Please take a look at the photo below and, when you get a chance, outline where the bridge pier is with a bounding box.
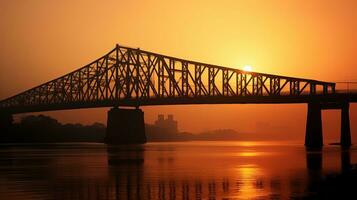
[305,102,323,148]
[105,107,146,144]
[305,101,352,148]
[0,113,13,133]
[340,102,351,148]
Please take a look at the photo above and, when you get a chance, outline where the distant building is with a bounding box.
[154,114,178,134]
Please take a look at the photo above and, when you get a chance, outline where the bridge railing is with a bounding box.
[334,82,357,94]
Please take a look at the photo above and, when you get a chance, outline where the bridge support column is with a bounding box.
[340,102,351,148]
[305,102,323,148]
[0,113,13,133]
[105,107,146,144]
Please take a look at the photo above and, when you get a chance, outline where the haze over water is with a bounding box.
[0,141,355,200]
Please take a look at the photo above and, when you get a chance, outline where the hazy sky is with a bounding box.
[0,0,356,141]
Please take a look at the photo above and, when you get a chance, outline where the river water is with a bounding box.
[0,141,356,200]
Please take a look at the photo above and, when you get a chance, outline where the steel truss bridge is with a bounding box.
[0,44,350,114]
[0,44,355,147]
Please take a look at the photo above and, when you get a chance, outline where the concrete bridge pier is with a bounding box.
[340,102,351,148]
[305,102,323,148]
[105,107,146,144]
[0,113,13,133]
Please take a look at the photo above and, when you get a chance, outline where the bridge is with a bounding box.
[0,44,355,147]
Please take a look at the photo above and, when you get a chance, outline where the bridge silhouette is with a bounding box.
[0,44,355,147]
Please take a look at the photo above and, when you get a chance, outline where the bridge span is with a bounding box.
[0,44,355,147]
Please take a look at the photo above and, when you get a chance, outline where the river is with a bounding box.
[0,141,356,199]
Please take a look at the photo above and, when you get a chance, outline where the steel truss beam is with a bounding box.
[0,44,336,114]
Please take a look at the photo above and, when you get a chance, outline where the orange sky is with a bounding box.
[0,0,357,141]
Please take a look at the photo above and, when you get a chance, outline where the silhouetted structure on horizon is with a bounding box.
[154,114,178,134]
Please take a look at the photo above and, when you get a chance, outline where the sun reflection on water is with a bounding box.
[233,164,268,199]
[238,152,261,157]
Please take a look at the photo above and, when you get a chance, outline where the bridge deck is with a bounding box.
[1,93,356,114]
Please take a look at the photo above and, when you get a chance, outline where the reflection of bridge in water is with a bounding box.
[0,44,356,147]
[0,145,354,199]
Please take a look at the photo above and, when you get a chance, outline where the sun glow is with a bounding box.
[243,65,253,72]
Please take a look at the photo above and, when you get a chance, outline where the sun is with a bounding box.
[242,65,253,72]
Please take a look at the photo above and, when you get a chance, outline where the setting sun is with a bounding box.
[243,65,253,72]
